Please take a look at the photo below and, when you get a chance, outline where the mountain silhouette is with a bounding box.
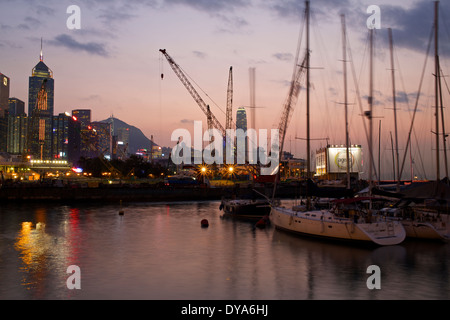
[100,117,157,154]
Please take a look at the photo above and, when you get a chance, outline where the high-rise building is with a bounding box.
[72,109,91,158]
[236,107,248,161]
[0,73,10,117]
[236,107,247,132]
[116,127,130,160]
[0,73,10,152]
[72,109,91,127]
[28,42,54,160]
[52,113,81,164]
[8,98,25,116]
[7,115,28,155]
[90,121,112,159]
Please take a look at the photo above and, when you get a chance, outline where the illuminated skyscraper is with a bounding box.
[236,107,248,161]
[0,73,9,117]
[90,121,112,159]
[28,40,54,160]
[236,107,247,132]
[72,109,91,158]
[52,113,81,164]
[7,115,28,155]
[0,73,10,152]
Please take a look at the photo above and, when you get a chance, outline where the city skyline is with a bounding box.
[1,0,450,180]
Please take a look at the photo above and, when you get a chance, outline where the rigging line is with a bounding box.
[275,4,306,133]
[399,24,434,181]
[292,5,306,81]
[177,62,227,119]
[394,39,428,180]
[348,30,379,180]
[371,29,381,182]
[274,5,307,151]
[348,31,369,147]
[310,10,339,143]
[442,66,450,96]
[159,52,164,142]
[440,7,450,57]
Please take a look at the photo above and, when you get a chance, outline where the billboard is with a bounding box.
[327,146,362,173]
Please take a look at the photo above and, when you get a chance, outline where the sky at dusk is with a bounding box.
[1,0,450,180]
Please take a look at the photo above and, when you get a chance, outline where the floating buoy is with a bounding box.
[255,216,269,229]
[201,219,209,228]
[119,200,124,215]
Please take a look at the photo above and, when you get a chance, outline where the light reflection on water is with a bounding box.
[0,200,449,300]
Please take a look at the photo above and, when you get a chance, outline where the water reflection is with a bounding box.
[14,220,52,298]
[270,230,449,299]
[1,201,449,300]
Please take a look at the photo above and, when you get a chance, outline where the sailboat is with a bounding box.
[270,3,406,246]
[377,2,450,241]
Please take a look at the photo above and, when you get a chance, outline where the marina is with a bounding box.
[1,0,450,307]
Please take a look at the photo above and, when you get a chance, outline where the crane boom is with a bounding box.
[226,67,233,130]
[159,49,226,137]
[277,54,307,153]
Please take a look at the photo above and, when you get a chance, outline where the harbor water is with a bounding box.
[0,200,449,300]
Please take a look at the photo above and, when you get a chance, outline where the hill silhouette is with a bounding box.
[100,117,156,154]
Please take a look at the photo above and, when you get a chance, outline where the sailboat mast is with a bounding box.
[434,0,440,181]
[306,0,311,181]
[341,14,351,190]
[438,58,449,179]
[388,28,400,190]
[368,28,374,192]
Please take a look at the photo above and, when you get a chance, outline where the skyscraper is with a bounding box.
[236,107,247,132]
[52,113,81,164]
[28,41,54,160]
[72,109,91,158]
[236,107,248,161]
[90,121,112,159]
[0,73,10,117]
[8,98,25,116]
[7,115,28,155]
[72,109,91,127]
[0,73,10,152]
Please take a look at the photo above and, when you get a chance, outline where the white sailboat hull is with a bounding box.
[400,220,449,241]
[270,206,406,246]
[381,208,450,241]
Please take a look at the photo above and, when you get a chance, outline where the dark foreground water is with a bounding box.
[0,200,449,300]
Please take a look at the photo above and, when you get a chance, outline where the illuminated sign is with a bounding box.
[335,150,355,170]
[2,76,7,86]
[327,146,362,173]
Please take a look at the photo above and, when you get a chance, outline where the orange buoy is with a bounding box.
[255,216,269,229]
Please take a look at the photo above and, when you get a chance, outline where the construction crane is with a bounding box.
[277,54,307,155]
[159,49,226,137]
[226,66,233,130]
